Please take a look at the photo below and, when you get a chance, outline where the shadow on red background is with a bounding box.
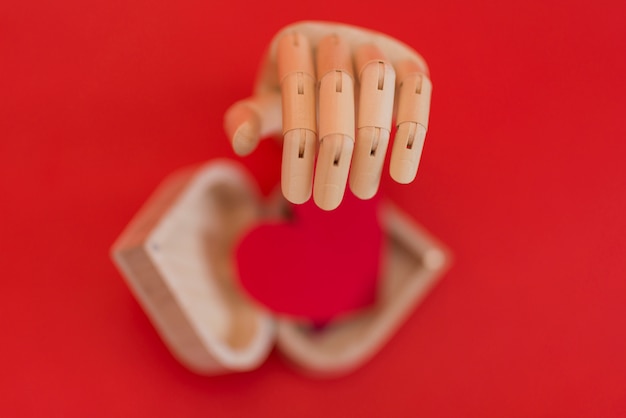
[1,0,625,416]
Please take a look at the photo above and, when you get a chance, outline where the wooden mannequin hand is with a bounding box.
[224,21,431,211]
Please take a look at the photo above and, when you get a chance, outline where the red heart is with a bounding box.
[235,190,384,324]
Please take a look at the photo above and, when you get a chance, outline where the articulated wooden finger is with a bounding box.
[314,35,355,211]
[223,94,282,156]
[277,32,317,203]
[355,45,395,130]
[317,35,355,141]
[394,60,431,129]
[314,134,355,211]
[350,127,390,199]
[350,44,395,199]
[391,60,432,183]
[282,129,316,204]
[390,122,427,183]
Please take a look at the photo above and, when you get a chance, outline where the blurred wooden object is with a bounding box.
[111,161,450,376]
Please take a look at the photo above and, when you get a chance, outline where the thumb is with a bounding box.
[223,93,282,156]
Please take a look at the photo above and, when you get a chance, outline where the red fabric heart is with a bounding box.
[235,190,384,324]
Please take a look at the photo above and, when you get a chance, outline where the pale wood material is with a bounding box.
[224,94,282,157]
[277,32,317,204]
[395,60,432,129]
[255,22,429,95]
[355,45,395,130]
[223,21,432,210]
[391,60,433,184]
[351,44,396,199]
[314,35,356,211]
[111,161,450,377]
[111,161,276,374]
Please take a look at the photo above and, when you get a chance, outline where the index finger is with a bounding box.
[277,32,317,204]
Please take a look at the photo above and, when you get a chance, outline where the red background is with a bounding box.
[2,0,626,416]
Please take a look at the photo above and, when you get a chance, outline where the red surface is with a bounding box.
[237,190,382,323]
[2,1,626,417]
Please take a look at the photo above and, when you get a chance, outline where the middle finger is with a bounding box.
[314,34,356,211]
